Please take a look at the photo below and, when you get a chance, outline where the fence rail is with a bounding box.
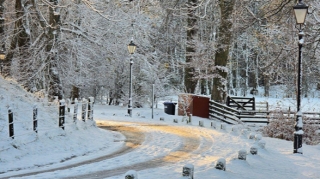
[209,100,320,126]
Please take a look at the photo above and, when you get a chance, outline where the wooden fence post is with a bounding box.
[33,105,38,133]
[59,100,65,130]
[81,98,87,122]
[87,97,94,120]
[8,108,14,139]
[73,99,78,123]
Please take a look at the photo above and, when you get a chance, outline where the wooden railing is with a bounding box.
[210,100,320,126]
[210,100,269,124]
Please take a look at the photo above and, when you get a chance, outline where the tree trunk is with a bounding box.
[184,0,198,93]
[211,0,235,102]
[4,0,30,77]
[264,73,270,97]
[47,0,63,100]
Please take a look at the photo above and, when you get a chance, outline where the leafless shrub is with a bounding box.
[262,110,320,145]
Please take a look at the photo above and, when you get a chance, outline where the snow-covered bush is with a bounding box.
[262,111,320,145]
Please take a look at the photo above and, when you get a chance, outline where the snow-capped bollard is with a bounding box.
[125,170,138,179]
[199,121,204,127]
[160,117,164,121]
[231,126,238,132]
[255,134,262,141]
[182,164,194,179]
[188,114,192,124]
[173,119,178,123]
[258,140,266,149]
[249,132,255,139]
[211,122,216,129]
[250,145,258,155]
[215,158,226,171]
[221,123,227,130]
[238,149,247,160]
[241,129,248,136]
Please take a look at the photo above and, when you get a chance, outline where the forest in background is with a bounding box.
[0,0,320,107]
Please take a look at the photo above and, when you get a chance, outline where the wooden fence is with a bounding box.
[209,100,320,126]
[1,97,94,139]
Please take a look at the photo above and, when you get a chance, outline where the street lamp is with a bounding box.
[0,50,5,74]
[127,40,136,117]
[293,0,308,154]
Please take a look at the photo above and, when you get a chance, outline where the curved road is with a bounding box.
[3,121,214,179]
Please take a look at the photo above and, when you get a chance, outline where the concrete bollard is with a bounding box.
[249,132,255,139]
[125,170,138,179]
[182,164,194,179]
[241,129,248,136]
[173,119,178,123]
[215,158,226,171]
[199,121,204,127]
[238,149,247,160]
[160,117,164,121]
[255,134,262,141]
[188,114,192,124]
[221,123,227,130]
[211,122,216,129]
[250,145,258,155]
[258,140,266,149]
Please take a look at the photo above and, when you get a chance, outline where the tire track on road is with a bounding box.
[1,125,144,179]
[65,122,202,179]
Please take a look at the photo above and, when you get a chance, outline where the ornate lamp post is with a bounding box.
[293,0,308,154]
[127,40,136,117]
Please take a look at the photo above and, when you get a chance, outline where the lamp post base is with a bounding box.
[128,108,132,117]
[293,133,303,154]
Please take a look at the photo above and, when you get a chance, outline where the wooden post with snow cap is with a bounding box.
[73,98,78,123]
[81,98,87,122]
[87,97,94,120]
[33,105,38,133]
[124,170,138,179]
[182,164,194,179]
[59,99,65,130]
[8,108,14,139]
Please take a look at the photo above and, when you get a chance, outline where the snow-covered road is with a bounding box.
[3,119,252,179]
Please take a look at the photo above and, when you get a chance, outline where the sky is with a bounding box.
[0,77,320,179]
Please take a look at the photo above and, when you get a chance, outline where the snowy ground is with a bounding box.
[0,78,320,179]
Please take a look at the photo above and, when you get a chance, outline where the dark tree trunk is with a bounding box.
[47,0,63,100]
[211,0,235,103]
[71,85,80,102]
[264,73,270,97]
[184,0,198,93]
